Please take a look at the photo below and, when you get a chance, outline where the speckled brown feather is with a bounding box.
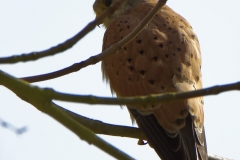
[98,0,207,159]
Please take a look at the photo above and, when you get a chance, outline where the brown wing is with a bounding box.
[102,2,207,160]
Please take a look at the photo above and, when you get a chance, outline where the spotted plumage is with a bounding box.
[93,0,207,159]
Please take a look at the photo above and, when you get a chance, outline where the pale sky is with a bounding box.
[1,0,240,160]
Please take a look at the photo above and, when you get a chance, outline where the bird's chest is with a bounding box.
[101,23,177,98]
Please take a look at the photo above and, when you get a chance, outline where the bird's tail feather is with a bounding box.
[129,109,207,160]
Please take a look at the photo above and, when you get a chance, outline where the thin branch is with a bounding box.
[57,105,146,140]
[46,81,240,106]
[0,71,134,160]
[0,0,126,64]
[0,118,27,135]
[19,0,167,83]
[56,105,231,160]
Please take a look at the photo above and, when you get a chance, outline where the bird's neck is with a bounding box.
[104,0,147,27]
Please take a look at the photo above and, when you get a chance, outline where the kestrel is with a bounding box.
[93,0,207,159]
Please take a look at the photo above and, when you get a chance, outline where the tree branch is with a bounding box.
[0,0,126,64]
[3,69,235,160]
[1,68,235,160]
[0,70,134,160]
[44,81,240,106]
[19,0,167,83]
[57,104,146,140]
[56,104,232,160]
[0,118,27,135]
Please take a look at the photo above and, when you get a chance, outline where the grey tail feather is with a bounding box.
[129,109,208,160]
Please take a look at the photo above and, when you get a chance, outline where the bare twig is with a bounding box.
[57,105,146,140]
[19,0,167,83]
[0,0,126,64]
[46,81,240,106]
[57,105,231,160]
[0,118,27,135]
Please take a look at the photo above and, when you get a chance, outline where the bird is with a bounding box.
[93,0,208,159]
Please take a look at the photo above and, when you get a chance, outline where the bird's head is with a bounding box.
[93,0,112,17]
[93,0,144,27]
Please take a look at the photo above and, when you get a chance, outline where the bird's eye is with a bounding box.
[104,0,112,7]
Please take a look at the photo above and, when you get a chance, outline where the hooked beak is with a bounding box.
[95,13,103,28]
